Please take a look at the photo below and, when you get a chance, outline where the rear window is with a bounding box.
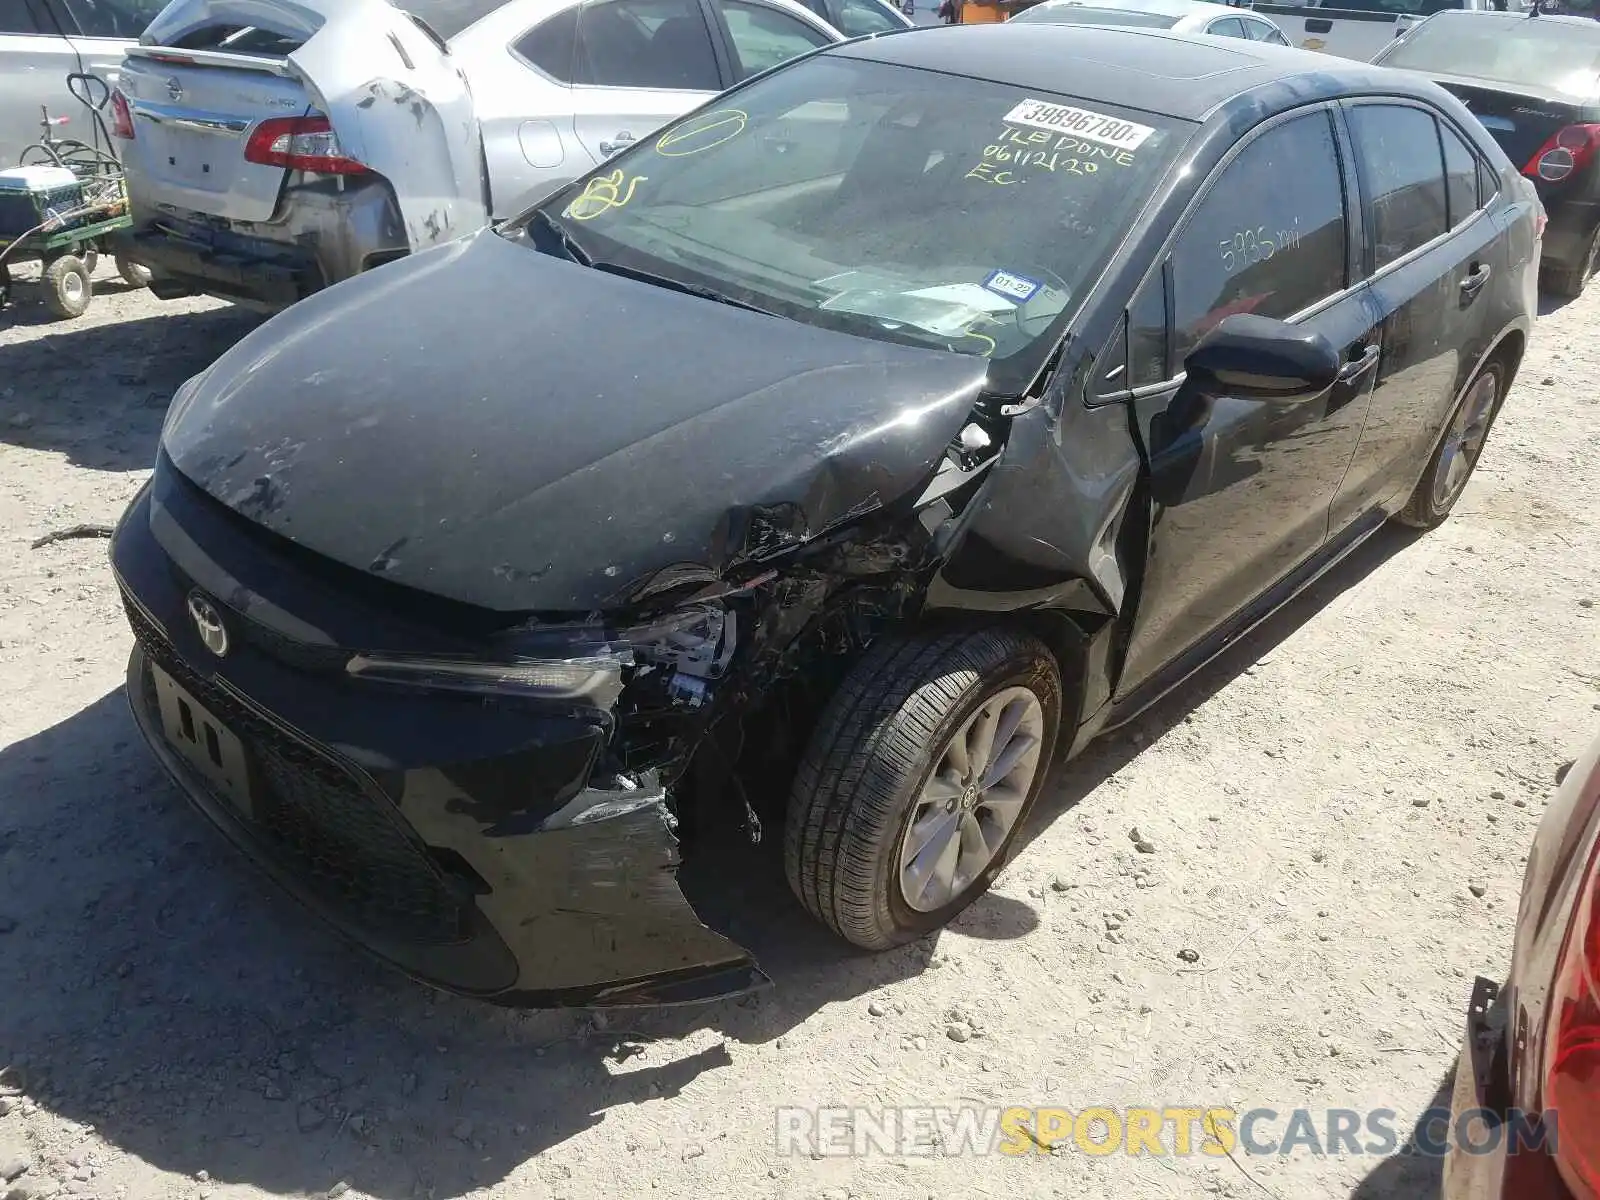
[512,55,1194,395]
[168,24,305,54]
[1009,4,1183,26]
[1381,12,1600,96]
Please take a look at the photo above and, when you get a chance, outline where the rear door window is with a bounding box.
[1170,110,1349,362]
[1,1,47,33]
[836,0,906,34]
[515,8,580,82]
[576,0,722,90]
[1347,103,1450,268]
[1205,16,1251,36]
[715,0,833,80]
[1440,119,1482,226]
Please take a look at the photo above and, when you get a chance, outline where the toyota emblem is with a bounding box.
[187,591,229,658]
[166,76,183,102]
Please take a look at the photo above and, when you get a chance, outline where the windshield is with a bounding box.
[1009,5,1184,27]
[1381,12,1600,95]
[508,56,1192,395]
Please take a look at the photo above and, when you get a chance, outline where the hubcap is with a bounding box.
[897,685,1046,913]
[62,273,85,305]
[1431,373,1496,512]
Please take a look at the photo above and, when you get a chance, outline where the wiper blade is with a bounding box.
[587,260,777,317]
[529,208,592,266]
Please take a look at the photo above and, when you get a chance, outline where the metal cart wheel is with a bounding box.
[41,254,93,319]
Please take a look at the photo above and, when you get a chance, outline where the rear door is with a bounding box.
[567,0,726,165]
[1329,99,1503,526]
[120,0,484,248]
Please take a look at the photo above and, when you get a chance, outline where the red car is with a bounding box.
[1444,729,1600,1197]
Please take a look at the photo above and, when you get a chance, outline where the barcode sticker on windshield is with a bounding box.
[1001,99,1156,151]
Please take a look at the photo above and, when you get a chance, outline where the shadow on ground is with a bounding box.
[0,304,260,471]
[1350,1067,1454,1199]
[0,524,1422,1198]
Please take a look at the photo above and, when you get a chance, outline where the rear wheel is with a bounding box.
[1395,359,1505,529]
[1543,223,1600,298]
[115,255,153,289]
[785,628,1062,950]
[41,254,92,319]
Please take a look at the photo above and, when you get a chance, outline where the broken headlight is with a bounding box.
[343,605,734,708]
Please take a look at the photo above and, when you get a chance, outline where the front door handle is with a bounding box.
[598,130,636,157]
[1337,343,1381,385]
[1460,263,1492,303]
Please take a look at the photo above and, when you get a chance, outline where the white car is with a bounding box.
[115,0,858,309]
[1009,0,1291,41]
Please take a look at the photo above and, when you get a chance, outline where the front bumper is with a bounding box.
[111,464,766,1006]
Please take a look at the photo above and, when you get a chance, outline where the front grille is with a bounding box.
[124,596,468,946]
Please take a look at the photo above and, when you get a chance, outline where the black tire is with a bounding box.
[41,254,92,319]
[114,255,152,289]
[785,627,1062,950]
[1542,223,1600,298]
[1395,358,1507,530]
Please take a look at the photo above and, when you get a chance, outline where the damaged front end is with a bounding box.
[115,230,1024,1005]
[316,409,1013,1006]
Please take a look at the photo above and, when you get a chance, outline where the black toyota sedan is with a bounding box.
[111,23,1541,1007]
[1375,8,1600,295]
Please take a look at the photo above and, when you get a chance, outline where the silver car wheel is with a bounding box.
[1432,372,1498,511]
[897,685,1045,913]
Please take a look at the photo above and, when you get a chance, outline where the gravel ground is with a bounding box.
[1,257,1597,1200]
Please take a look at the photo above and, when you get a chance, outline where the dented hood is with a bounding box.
[162,231,989,612]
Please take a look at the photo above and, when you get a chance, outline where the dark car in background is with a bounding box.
[1375,9,1600,294]
[110,25,1540,1006]
[1442,729,1600,1199]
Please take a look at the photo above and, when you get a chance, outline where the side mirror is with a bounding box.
[1183,313,1341,401]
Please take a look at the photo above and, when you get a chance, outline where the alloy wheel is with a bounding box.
[896,685,1046,913]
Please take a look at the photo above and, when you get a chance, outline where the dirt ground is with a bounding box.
[1,256,1597,1200]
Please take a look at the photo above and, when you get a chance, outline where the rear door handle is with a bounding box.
[598,131,636,157]
[1338,343,1381,384]
[1460,263,1492,302]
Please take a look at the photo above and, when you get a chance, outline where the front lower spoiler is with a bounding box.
[124,644,769,1008]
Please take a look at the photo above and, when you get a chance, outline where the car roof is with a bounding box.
[836,23,1426,121]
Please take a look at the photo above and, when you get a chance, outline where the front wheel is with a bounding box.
[1394,359,1506,529]
[785,628,1062,950]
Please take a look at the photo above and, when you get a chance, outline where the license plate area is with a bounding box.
[151,661,254,819]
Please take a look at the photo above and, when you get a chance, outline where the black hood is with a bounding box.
[163,231,990,612]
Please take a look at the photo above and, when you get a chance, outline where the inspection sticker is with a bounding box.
[982,269,1043,304]
[1001,99,1156,151]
